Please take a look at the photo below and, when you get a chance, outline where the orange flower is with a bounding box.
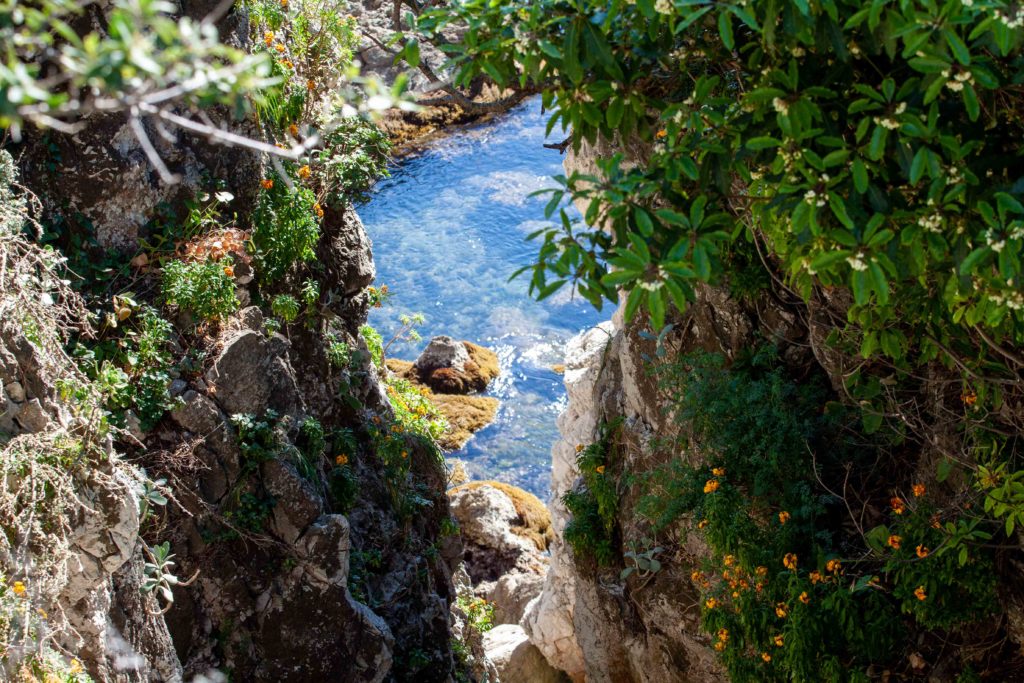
[656,129,668,139]
[809,570,822,584]
[783,553,797,571]
[773,634,784,647]
[704,479,720,494]
[307,79,317,91]
[223,265,234,277]
[723,554,735,567]
[887,534,902,550]
[961,391,977,406]
[891,497,905,515]
[826,559,841,573]
[261,178,274,190]
[711,467,725,476]
[916,544,929,558]
[401,450,408,458]
[280,59,293,69]
[298,164,312,179]
[778,511,791,525]
[755,566,767,577]
[914,585,927,601]
[705,597,718,609]
[697,519,709,529]
[799,591,810,605]
[717,628,729,642]
[275,43,286,53]
[595,465,606,474]
[575,444,584,452]
[775,602,788,618]
[912,483,926,498]
[713,641,726,651]
[690,570,703,583]
[313,203,324,218]
[289,124,299,137]
[263,31,274,46]
[12,581,26,596]
[930,515,941,529]
[280,0,288,7]
[335,454,349,466]
[761,652,772,663]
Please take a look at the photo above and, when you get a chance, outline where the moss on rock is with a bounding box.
[431,394,500,451]
[385,342,502,450]
[450,480,554,552]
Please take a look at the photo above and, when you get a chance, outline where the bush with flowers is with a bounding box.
[637,348,999,681]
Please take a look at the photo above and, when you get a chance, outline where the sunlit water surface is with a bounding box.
[358,99,604,499]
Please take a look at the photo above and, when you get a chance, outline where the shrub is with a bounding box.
[638,348,997,680]
[251,179,321,283]
[562,420,621,566]
[359,324,384,369]
[315,118,392,205]
[162,258,238,321]
[271,293,300,324]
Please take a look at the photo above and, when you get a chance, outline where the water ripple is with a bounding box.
[358,99,604,500]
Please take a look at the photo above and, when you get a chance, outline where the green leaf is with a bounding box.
[852,158,869,193]
[862,410,883,434]
[959,246,989,275]
[718,11,734,51]
[962,82,979,121]
[829,192,855,229]
[634,207,655,236]
[606,97,625,129]
[624,287,645,321]
[943,29,971,65]
[747,136,782,150]
[648,288,666,330]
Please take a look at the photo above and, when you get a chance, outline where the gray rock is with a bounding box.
[14,398,49,432]
[484,624,569,683]
[4,380,25,403]
[204,330,302,417]
[263,459,322,545]
[318,205,376,297]
[448,484,543,582]
[238,305,264,332]
[414,335,471,374]
[489,571,545,625]
[168,379,188,397]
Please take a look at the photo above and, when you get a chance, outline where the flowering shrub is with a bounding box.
[563,420,621,566]
[639,349,998,680]
[251,178,321,283]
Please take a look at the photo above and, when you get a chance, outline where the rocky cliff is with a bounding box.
[0,3,477,681]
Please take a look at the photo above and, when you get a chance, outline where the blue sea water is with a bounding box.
[357,98,604,499]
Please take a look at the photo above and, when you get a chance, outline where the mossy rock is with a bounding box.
[431,393,500,450]
[384,355,499,450]
[387,342,499,394]
[449,480,554,552]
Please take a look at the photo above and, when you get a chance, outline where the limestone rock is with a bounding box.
[448,484,547,583]
[204,329,302,417]
[490,571,544,626]
[484,624,569,683]
[415,335,471,374]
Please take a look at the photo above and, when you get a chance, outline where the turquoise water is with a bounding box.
[358,99,604,499]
